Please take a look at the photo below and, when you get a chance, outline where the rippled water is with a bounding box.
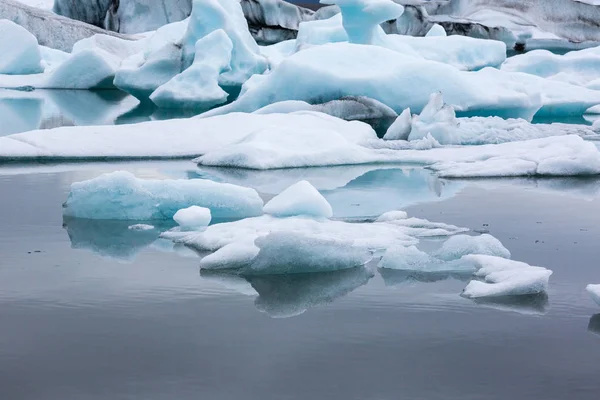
[1,161,600,399]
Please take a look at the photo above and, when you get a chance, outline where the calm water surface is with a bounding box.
[0,161,599,400]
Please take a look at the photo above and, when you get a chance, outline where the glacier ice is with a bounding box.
[434,234,511,261]
[425,23,446,37]
[150,30,233,109]
[0,19,43,75]
[173,206,212,230]
[62,171,264,220]
[45,48,120,89]
[461,255,553,298]
[587,284,600,306]
[263,180,333,219]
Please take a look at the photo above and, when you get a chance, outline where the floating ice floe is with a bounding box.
[461,255,553,298]
[0,111,372,160]
[62,171,264,220]
[173,206,212,230]
[263,180,333,218]
[587,284,600,306]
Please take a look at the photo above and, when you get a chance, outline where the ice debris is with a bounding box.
[173,206,212,231]
[263,180,333,219]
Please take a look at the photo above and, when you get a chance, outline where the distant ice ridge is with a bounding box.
[501,47,600,89]
[113,0,268,107]
[62,171,264,220]
[587,284,600,306]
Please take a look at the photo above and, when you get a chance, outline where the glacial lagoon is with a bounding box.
[1,159,600,400]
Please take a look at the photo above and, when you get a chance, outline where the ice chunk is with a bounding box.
[320,0,404,45]
[182,0,267,87]
[199,239,260,271]
[45,48,120,89]
[435,234,511,261]
[587,284,600,306]
[150,30,233,109]
[114,42,183,99]
[0,19,43,75]
[379,245,462,273]
[247,232,372,274]
[461,255,553,298]
[426,23,446,37]
[383,108,412,141]
[173,206,212,231]
[263,180,333,218]
[128,224,155,231]
[202,43,541,120]
[63,171,263,220]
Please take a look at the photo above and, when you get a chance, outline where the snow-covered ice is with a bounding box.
[587,284,600,306]
[461,255,553,298]
[173,206,212,230]
[263,180,333,219]
[62,171,263,220]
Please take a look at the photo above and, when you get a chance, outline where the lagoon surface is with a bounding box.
[1,160,599,400]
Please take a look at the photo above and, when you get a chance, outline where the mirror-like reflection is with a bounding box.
[201,267,375,318]
[471,293,550,316]
[378,267,472,286]
[63,217,175,262]
[588,313,600,335]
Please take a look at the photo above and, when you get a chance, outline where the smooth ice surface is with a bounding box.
[62,171,263,220]
[462,255,553,298]
[150,30,233,109]
[0,111,372,160]
[173,206,211,230]
[587,284,600,306]
[263,180,333,218]
[0,19,43,75]
[202,43,541,120]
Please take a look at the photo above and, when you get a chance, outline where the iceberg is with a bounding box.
[201,42,541,120]
[587,284,600,306]
[461,255,553,298]
[0,19,43,75]
[383,108,411,141]
[173,206,212,230]
[62,171,264,220]
[263,180,333,218]
[150,30,233,109]
[434,234,511,261]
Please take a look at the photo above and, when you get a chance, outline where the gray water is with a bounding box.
[1,161,599,400]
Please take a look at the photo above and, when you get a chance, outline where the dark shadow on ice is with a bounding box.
[378,267,472,286]
[62,216,176,262]
[201,267,374,318]
[587,314,600,336]
[470,293,549,316]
